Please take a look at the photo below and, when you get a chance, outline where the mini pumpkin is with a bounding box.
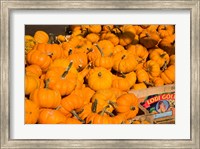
[87,67,113,91]
[139,30,160,49]
[149,48,170,68]
[25,98,39,124]
[38,109,67,124]
[160,65,175,84]
[26,49,52,72]
[34,30,49,44]
[158,25,175,38]
[113,50,138,73]
[115,93,139,119]
[29,79,61,109]
[45,61,78,96]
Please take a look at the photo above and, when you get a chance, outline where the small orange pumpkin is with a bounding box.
[38,109,67,124]
[113,50,138,73]
[29,79,61,109]
[34,30,49,44]
[87,67,113,91]
[25,98,39,124]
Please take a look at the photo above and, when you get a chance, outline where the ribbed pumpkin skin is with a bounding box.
[26,49,52,72]
[88,67,113,91]
[161,65,175,84]
[34,30,49,43]
[25,99,39,124]
[115,93,139,119]
[38,109,67,124]
[30,88,61,109]
[25,74,40,95]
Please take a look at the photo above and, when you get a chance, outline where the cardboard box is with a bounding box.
[129,84,175,124]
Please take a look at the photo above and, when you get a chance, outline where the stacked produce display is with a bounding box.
[25,25,175,124]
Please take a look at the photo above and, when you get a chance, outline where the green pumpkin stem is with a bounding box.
[100,105,110,116]
[92,99,98,113]
[130,106,136,111]
[68,48,73,55]
[61,61,73,78]
[105,111,115,117]
[161,61,168,71]
[95,44,104,57]
[109,100,117,109]
[71,110,85,123]
[160,53,166,58]
[98,72,102,77]
[44,79,50,88]
[143,81,154,87]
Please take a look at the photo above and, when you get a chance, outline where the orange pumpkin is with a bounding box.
[117,25,136,46]
[87,67,113,91]
[127,44,149,64]
[88,25,102,33]
[25,74,40,95]
[26,49,52,72]
[25,98,39,124]
[113,45,126,55]
[45,61,78,96]
[86,33,100,43]
[101,32,119,46]
[132,83,147,90]
[158,25,175,38]
[38,109,67,124]
[115,93,139,119]
[112,71,136,91]
[93,44,114,70]
[143,60,161,77]
[34,30,49,44]
[149,48,170,68]
[169,54,175,66]
[25,35,35,53]
[33,43,63,60]
[67,49,88,70]
[61,94,85,123]
[160,65,175,84]
[139,30,160,49]
[136,68,150,83]
[158,34,175,56]
[151,77,164,87]
[25,64,42,77]
[30,80,61,109]
[113,50,138,73]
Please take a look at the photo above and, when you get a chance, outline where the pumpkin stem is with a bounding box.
[161,61,168,71]
[92,99,98,113]
[61,61,73,78]
[100,105,110,116]
[49,33,55,44]
[44,79,50,88]
[108,101,117,109]
[55,105,61,110]
[77,65,83,72]
[130,106,136,111]
[87,48,93,53]
[146,33,150,37]
[71,110,85,123]
[76,109,84,115]
[105,111,115,117]
[160,53,166,58]
[121,55,126,60]
[68,48,73,55]
[98,72,102,77]
[95,44,104,57]
[143,81,154,87]
[120,72,126,78]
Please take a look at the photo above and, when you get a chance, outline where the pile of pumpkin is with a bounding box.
[25,25,175,124]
